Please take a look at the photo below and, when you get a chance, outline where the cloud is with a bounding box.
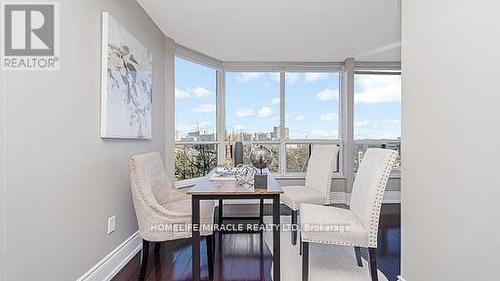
[192,86,213,98]
[175,88,191,99]
[354,120,372,127]
[271,97,280,105]
[310,129,332,138]
[175,87,213,99]
[257,106,273,118]
[355,75,401,103]
[317,88,338,101]
[285,73,301,84]
[385,119,401,125]
[305,73,330,83]
[270,73,280,82]
[236,108,254,118]
[237,72,263,82]
[319,112,338,122]
[294,115,305,121]
[191,103,216,113]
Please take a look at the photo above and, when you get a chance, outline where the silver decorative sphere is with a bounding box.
[249,145,273,171]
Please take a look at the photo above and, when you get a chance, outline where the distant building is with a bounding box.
[180,130,215,142]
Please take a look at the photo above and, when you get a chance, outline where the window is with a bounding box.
[175,57,217,180]
[284,72,340,173]
[354,73,401,172]
[226,72,280,141]
[285,73,340,140]
[224,143,280,173]
[225,72,281,172]
[286,143,311,173]
[173,49,401,182]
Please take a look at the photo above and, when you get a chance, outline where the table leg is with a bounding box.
[218,199,223,226]
[272,195,280,281]
[259,198,264,227]
[192,196,200,281]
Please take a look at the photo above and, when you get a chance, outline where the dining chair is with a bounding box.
[281,144,339,245]
[300,148,398,281]
[129,152,215,281]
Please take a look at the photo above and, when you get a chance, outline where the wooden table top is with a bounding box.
[187,171,283,195]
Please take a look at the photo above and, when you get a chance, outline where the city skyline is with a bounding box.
[175,57,401,141]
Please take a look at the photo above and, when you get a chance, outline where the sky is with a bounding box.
[175,57,401,140]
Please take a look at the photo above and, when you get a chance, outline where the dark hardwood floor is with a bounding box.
[112,204,400,281]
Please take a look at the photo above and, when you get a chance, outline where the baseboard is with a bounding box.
[397,276,407,281]
[332,191,401,205]
[76,231,141,281]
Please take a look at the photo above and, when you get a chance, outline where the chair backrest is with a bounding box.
[129,152,173,207]
[305,144,340,205]
[349,148,398,247]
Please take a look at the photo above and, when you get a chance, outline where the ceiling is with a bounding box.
[137,0,401,62]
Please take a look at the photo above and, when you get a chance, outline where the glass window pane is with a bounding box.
[354,141,401,172]
[354,74,401,172]
[225,144,279,173]
[285,72,340,140]
[175,57,217,142]
[175,144,217,180]
[286,144,311,173]
[226,72,280,141]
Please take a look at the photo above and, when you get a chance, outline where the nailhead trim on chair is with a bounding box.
[300,149,398,248]
[323,146,338,206]
[301,238,369,248]
[367,151,398,248]
[130,158,190,220]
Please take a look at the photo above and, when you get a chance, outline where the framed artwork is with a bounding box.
[100,12,152,139]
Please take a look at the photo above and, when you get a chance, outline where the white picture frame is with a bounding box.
[100,12,152,139]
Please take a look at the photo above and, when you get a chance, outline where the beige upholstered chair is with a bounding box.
[281,144,340,245]
[129,152,215,281]
[299,148,398,281]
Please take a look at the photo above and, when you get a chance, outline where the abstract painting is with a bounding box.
[100,12,152,139]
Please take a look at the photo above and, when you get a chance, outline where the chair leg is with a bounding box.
[139,240,149,281]
[291,210,298,245]
[206,235,214,280]
[368,247,378,281]
[218,199,223,226]
[302,242,309,281]
[154,242,161,255]
[299,233,302,255]
[259,199,264,227]
[354,246,363,267]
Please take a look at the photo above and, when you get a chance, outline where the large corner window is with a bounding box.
[175,57,217,180]
[173,49,400,182]
[225,72,280,172]
[354,72,401,173]
[284,72,341,173]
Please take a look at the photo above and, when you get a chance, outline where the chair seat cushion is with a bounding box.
[161,199,215,230]
[300,203,369,247]
[281,186,324,211]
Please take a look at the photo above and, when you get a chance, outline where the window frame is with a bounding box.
[174,46,401,188]
[174,54,220,185]
[353,70,402,177]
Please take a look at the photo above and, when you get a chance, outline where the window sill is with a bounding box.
[175,177,201,189]
[175,172,401,189]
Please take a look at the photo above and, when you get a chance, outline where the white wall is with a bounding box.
[402,1,500,280]
[0,5,6,278]
[2,0,173,280]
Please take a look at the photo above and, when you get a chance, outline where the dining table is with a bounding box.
[187,170,283,281]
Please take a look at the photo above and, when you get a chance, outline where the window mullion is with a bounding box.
[216,70,226,164]
[279,71,286,174]
[340,58,355,191]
